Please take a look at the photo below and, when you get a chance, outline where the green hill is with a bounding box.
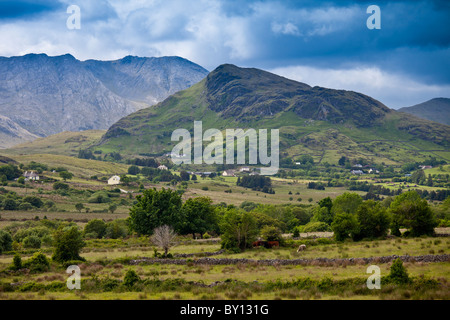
[398,98,450,126]
[71,65,450,166]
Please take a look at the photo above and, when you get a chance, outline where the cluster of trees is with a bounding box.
[348,181,401,196]
[0,189,47,211]
[126,158,159,168]
[0,164,22,181]
[128,188,218,239]
[307,191,438,241]
[307,181,326,190]
[128,166,181,183]
[237,176,275,194]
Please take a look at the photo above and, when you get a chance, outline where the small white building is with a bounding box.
[23,171,40,181]
[351,170,364,175]
[222,170,236,177]
[108,175,121,185]
[158,165,168,170]
[239,167,250,172]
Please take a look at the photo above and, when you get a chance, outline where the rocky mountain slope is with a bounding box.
[0,53,208,146]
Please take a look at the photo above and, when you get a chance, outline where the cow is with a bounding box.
[252,240,266,248]
[267,241,279,248]
[297,244,307,252]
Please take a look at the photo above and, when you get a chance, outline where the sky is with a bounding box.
[0,0,449,109]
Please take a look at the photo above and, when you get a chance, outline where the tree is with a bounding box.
[59,171,73,181]
[17,176,25,185]
[260,225,283,242]
[331,212,359,241]
[151,225,177,256]
[0,230,13,254]
[354,200,391,240]
[180,170,190,181]
[128,165,140,175]
[108,203,118,214]
[23,196,43,208]
[52,226,86,263]
[84,219,107,239]
[389,191,437,237]
[3,199,18,210]
[75,203,84,213]
[180,197,217,238]
[120,175,131,186]
[128,188,183,235]
[191,174,197,181]
[331,193,363,215]
[220,209,258,251]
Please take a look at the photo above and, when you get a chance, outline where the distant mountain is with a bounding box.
[398,98,450,126]
[0,53,208,147]
[0,114,38,149]
[95,64,450,166]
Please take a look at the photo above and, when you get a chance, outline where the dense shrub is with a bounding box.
[53,181,69,190]
[23,235,42,249]
[23,252,50,273]
[0,230,13,254]
[84,219,107,239]
[123,269,140,288]
[52,226,86,263]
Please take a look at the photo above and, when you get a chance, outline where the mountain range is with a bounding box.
[0,53,208,148]
[95,64,450,166]
[398,98,450,126]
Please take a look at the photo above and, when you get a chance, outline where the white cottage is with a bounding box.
[108,175,121,185]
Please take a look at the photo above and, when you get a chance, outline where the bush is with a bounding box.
[301,221,331,232]
[53,181,69,190]
[88,191,111,204]
[0,230,13,254]
[386,258,411,284]
[23,196,44,208]
[105,220,128,239]
[84,219,107,239]
[18,202,33,211]
[123,269,140,288]
[23,252,50,273]
[3,198,18,210]
[23,235,42,249]
[12,253,22,270]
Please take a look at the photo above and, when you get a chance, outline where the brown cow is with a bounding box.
[267,241,279,248]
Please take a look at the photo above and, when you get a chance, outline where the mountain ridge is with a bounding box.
[95,64,450,166]
[0,53,208,146]
[398,98,450,126]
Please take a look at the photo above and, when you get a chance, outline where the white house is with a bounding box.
[222,170,236,177]
[108,175,121,185]
[158,165,168,170]
[23,171,40,181]
[239,167,250,172]
[351,170,364,175]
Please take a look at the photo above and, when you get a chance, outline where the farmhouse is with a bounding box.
[23,171,40,181]
[108,175,121,185]
[158,165,168,170]
[222,169,236,177]
[351,170,364,175]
